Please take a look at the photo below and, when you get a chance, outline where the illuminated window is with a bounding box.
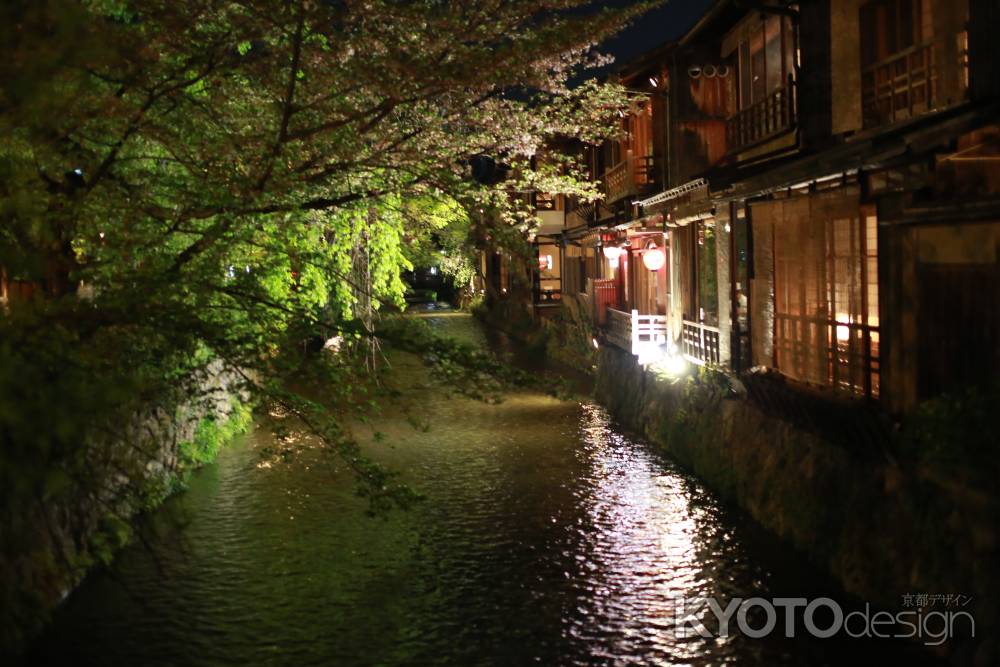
[754,192,880,397]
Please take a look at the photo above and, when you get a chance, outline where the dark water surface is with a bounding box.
[30,310,934,666]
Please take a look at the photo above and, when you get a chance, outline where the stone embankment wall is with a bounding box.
[540,294,598,373]
[1,360,249,658]
[594,345,997,664]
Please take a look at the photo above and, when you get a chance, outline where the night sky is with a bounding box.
[598,0,716,68]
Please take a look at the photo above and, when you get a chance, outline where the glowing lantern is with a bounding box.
[642,246,665,271]
[602,245,623,269]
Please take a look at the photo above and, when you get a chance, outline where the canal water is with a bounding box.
[30,310,934,666]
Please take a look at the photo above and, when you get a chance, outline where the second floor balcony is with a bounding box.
[603,155,656,205]
[726,75,796,153]
[566,199,596,229]
[862,39,937,129]
[858,0,970,131]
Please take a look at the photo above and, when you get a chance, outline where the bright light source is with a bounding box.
[642,246,665,271]
[429,266,438,275]
[638,340,689,377]
[835,314,851,341]
[663,353,687,376]
[648,346,688,378]
[603,245,623,269]
[648,76,658,88]
[602,246,623,261]
[637,348,657,366]
[592,337,600,349]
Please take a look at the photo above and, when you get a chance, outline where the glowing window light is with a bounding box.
[835,313,852,342]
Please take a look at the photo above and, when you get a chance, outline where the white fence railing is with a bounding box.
[681,319,721,365]
[605,307,669,357]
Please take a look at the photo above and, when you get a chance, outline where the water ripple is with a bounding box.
[30,313,932,666]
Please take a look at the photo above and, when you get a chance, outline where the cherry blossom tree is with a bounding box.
[0,4,657,637]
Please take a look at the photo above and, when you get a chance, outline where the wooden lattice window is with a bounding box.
[753,191,880,397]
[860,0,924,69]
[859,0,940,128]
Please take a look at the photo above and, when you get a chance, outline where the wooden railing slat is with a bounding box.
[726,78,795,153]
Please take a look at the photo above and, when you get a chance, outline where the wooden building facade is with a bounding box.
[536,0,1000,413]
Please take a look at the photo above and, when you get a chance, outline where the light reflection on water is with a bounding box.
[30,311,932,666]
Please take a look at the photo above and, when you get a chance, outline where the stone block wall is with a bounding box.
[0,360,249,658]
[594,345,997,663]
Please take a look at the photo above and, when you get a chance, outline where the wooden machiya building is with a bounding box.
[554,44,675,362]
[550,0,1000,414]
[475,160,568,320]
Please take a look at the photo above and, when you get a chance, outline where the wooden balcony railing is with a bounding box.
[603,155,655,204]
[681,319,721,365]
[604,307,670,357]
[726,76,796,153]
[567,201,596,228]
[861,40,937,129]
[605,307,633,351]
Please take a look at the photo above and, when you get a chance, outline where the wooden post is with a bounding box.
[631,309,639,354]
